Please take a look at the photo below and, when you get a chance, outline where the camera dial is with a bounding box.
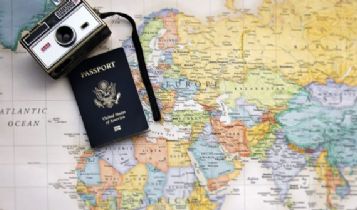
[55,26,76,47]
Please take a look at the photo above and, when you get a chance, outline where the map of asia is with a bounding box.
[1,0,357,209]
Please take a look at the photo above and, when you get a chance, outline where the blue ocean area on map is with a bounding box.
[0,0,54,50]
[77,156,101,186]
[278,81,357,168]
[189,124,235,179]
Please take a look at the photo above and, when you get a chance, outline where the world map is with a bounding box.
[1,0,357,209]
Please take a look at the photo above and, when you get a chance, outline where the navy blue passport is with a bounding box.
[68,48,148,147]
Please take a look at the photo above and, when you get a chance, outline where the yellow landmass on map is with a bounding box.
[117,163,147,191]
[95,199,114,210]
[247,121,271,146]
[157,89,176,114]
[188,184,217,210]
[120,191,145,210]
[112,164,147,209]
[194,86,221,108]
[288,143,305,154]
[220,69,300,109]
[276,0,357,85]
[173,0,357,113]
[76,181,89,194]
[246,121,278,159]
[147,199,173,210]
[172,110,210,140]
[174,13,246,109]
[257,0,357,86]
[225,0,236,11]
[167,141,192,167]
[77,180,118,210]
[316,151,329,183]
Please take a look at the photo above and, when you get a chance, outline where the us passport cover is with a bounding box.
[68,48,148,147]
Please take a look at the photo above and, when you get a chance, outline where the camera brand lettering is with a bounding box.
[80,61,116,78]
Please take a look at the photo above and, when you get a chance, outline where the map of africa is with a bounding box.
[1,0,357,209]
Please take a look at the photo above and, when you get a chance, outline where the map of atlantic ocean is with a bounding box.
[1,0,357,209]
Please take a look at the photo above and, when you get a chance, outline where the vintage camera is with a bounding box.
[21,0,111,79]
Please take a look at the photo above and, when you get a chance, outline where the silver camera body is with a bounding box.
[21,0,111,79]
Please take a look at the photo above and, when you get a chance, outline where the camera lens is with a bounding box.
[55,26,76,47]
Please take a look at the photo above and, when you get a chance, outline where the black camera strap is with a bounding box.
[99,12,161,122]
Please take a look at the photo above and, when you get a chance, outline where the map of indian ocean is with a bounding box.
[1,0,357,209]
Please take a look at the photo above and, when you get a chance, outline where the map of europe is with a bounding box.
[1,0,357,209]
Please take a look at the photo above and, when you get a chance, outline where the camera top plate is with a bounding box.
[20,0,109,75]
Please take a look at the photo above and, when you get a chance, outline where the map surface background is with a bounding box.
[1,0,357,210]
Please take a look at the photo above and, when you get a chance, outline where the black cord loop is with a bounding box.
[100,12,161,122]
